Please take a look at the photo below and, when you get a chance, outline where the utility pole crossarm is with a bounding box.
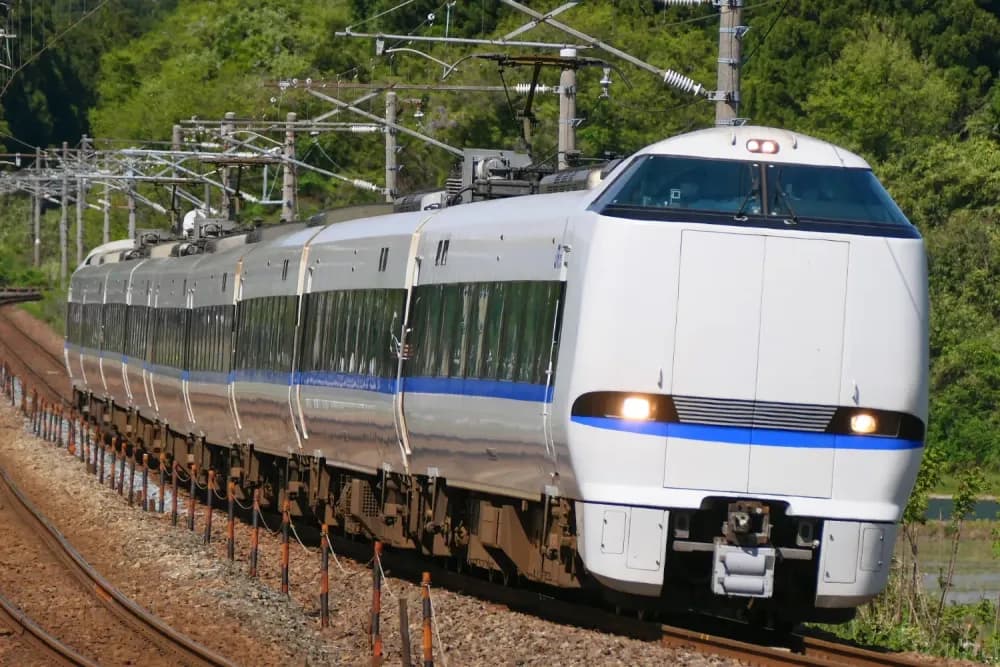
[336,29,589,51]
[306,88,464,157]
[505,1,579,39]
[500,0,710,97]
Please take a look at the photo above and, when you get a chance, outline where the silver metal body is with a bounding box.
[67,125,928,612]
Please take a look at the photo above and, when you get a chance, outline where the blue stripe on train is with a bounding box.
[72,359,553,403]
[570,416,923,451]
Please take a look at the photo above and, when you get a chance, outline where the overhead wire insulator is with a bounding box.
[351,179,381,192]
[657,0,713,5]
[663,69,706,96]
[349,125,382,134]
[512,83,555,95]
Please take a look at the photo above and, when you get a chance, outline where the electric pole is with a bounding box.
[171,124,182,235]
[76,174,84,265]
[384,92,397,203]
[222,111,236,220]
[127,167,136,240]
[715,0,745,125]
[103,182,110,245]
[558,48,578,170]
[281,112,297,222]
[76,135,89,265]
[32,147,40,267]
[60,142,69,286]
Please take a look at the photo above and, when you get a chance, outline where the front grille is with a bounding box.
[673,396,836,432]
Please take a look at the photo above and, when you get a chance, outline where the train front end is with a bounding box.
[559,126,928,622]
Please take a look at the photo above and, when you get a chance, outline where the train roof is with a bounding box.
[637,125,871,169]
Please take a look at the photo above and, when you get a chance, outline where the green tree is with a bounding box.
[801,23,959,163]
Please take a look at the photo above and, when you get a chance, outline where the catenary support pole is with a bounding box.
[281,112,297,222]
[102,181,110,245]
[557,49,577,170]
[384,92,397,203]
[127,167,137,241]
[76,135,88,266]
[171,124,182,235]
[715,0,744,125]
[60,142,69,286]
[33,147,41,267]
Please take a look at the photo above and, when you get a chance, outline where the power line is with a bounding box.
[742,0,790,65]
[0,130,38,152]
[0,0,112,98]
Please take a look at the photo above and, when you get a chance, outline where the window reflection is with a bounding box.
[595,155,911,227]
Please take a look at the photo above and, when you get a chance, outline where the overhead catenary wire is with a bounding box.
[741,0,791,66]
[0,0,113,98]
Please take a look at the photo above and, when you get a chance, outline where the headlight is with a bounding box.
[850,413,878,434]
[621,397,652,420]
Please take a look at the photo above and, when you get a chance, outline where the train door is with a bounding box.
[390,240,422,475]
[139,280,154,410]
[542,226,572,478]
[292,265,314,441]
[122,262,145,407]
[97,274,110,394]
[181,283,197,426]
[144,284,159,415]
[227,264,244,437]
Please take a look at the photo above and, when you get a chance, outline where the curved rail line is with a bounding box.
[660,623,928,666]
[0,465,237,667]
[0,307,68,403]
[0,592,100,667]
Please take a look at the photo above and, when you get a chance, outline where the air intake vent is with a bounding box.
[672,396,836,432]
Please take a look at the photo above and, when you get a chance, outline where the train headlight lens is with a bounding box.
[850,413,878,434]
[621,397,652,420]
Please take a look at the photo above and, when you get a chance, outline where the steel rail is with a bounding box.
[0,465,237,667]
[798,633,929,666]
[0,309,68,403]
[0,307,64,369]
[660,623,929,666]
[0,591,100,667]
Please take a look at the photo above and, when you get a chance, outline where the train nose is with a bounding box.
[663,231,849,497]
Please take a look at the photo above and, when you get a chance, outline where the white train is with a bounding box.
[66,125,928,626]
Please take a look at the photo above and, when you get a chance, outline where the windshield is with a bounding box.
[593,155,913,231]
[765,163,909,225]
[597,155,760,214]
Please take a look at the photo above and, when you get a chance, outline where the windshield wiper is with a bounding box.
[773,171,800,225]
[733,164,760,222]
[733,180,760,222]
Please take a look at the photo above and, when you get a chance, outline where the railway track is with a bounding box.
[660,623,929,667]
[0,306,68,404]
[0,464,236,667]
[0,304,936,667]
[0,591,99,667]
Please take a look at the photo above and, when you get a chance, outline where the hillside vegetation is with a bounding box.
[1,0,999,494]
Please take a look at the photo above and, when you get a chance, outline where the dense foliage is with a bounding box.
[1,0,998,484]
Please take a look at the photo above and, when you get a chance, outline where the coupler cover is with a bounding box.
[711,543,776,598]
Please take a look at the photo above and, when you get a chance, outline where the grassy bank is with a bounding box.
[818,522,1000,663]
[934,470,1000,498]
[820,562,1000,662]
[20,287,67,332]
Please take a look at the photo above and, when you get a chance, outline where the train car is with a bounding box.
[67,125,928,626]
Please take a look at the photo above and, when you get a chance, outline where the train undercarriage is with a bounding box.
[77,388,852,628]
